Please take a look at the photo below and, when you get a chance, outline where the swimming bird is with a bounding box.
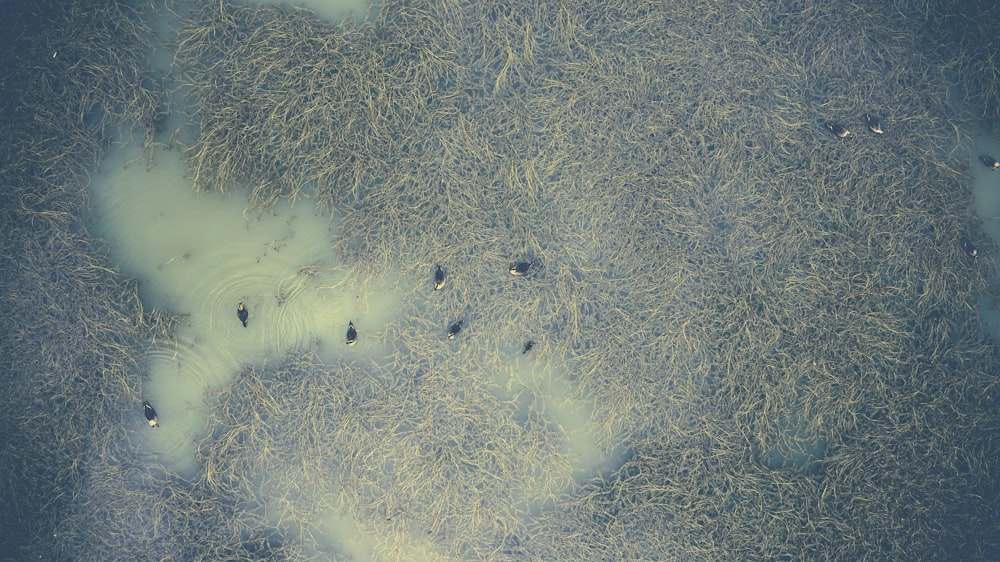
[825,122,850,139]
[980,155,1000,170]
[143,401,159,428]
[864,113,884,134]
[346,321,357,346]
[237,302,249,327]
[961,239,979,258]
[434,265,446,291]
[447,320,463,339]
[509,261,532,276]
[522,340,535,354]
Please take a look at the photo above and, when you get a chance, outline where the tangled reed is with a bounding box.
[2,0,1000,559]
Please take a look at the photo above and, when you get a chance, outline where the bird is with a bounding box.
[979,155,1000,170]
[522,340,535,354]
[143,401,159,428]
[825,122,850,139]
[237,302,249,327]
[509,261,532,276]
[447,320,463,339]
[961,240,979,258]
[434,265,446,291]
[864,113,884,134]
[346,321,357,346]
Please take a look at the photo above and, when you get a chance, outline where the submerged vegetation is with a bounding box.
[2,0,1000,559]
[0,1,170,558]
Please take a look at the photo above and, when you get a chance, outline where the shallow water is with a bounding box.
[229,0,370,22]
[85,136,618,556]
[970,134,1000,341]
[87,141,406,477]
[8,0,998,559]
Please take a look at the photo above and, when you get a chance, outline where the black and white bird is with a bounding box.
[346,321,358,346]
[237,302,249,327]
[864,113,884,135]
[509,261,532,276]
[143,401,159,428]
[825,122,850,139]
[961,240,979,258]
[434,265,446,291]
